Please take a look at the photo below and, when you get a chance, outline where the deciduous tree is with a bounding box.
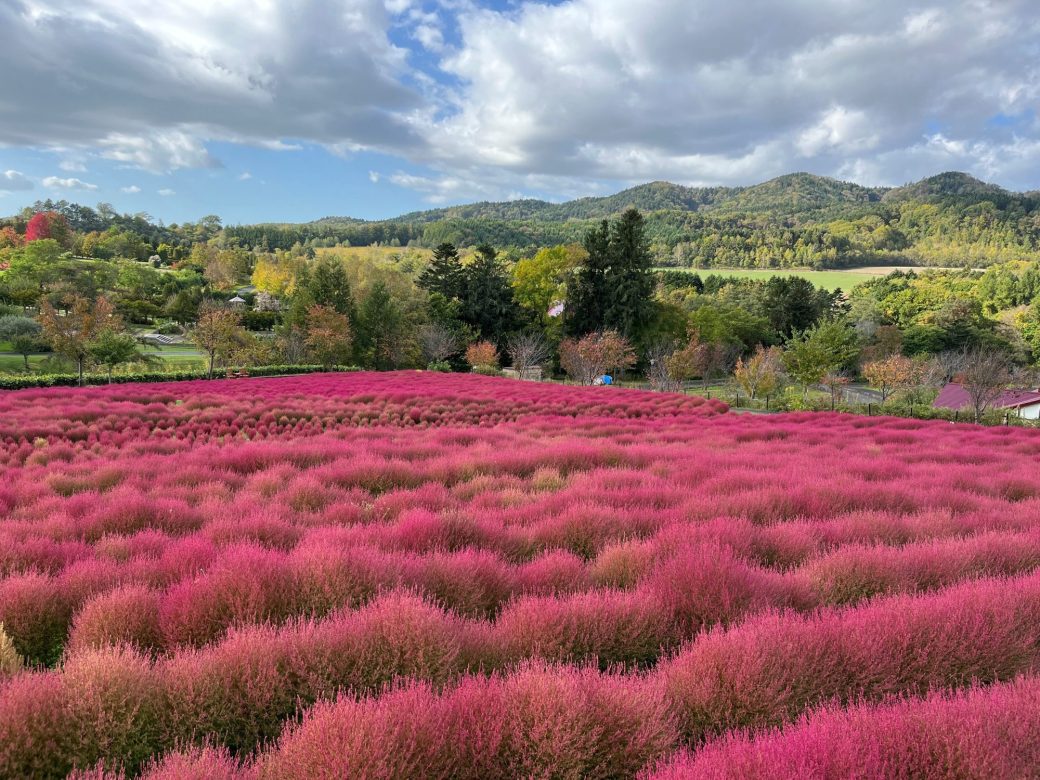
[304,305,353,369]
[734,345,783,400]
[862,354,917,402]
[0,315,43,370]
[559,330,636,385]
[39,295,120,384]
[88,329,146,382]
[506,332,549,379]
[465,340,500,373]
[956,346,1015,423]
[193,305,245,378]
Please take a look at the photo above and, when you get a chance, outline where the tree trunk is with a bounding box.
[208,351,215,379]
[22,354,28,371]
[77,358,84,386]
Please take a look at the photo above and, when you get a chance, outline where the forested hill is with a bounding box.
[217,171,1040,269]
[8,172,1040,270]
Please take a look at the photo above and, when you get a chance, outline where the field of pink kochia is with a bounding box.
[1,372,1039,778]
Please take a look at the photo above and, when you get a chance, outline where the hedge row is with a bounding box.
[0,365,359,390]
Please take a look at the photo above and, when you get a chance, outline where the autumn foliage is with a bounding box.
[25,211,70,245]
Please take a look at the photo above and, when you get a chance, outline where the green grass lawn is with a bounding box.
[658,267,882,291]
[0,344,206,375]
[141,345,206,368]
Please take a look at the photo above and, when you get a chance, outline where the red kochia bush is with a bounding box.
[0,647,162,778]
[662,572,1040,742]
[0,572,73,665]
[640,543,809,638]
[68,585,163,654]
[139,745,253,780]
[494,590,669,668]
[158,544,298,647]
[646,675,1040,780]
[259,664,676,779]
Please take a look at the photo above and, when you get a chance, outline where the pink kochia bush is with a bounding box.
[646,675,1040,780]
[259,664,677,780]
[2,372,1040,777]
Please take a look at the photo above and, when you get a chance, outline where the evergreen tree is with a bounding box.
[418,242,465,301]
[460,244,522,346]
[307,256,355,317]
[565,220,610,338]
[355,280,409,369]
[566,210,654,341]
[604,208,655,341]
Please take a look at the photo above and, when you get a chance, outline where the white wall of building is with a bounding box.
[1014,403,1040,420]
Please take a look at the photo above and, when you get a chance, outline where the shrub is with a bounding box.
[646,676,1040,780]
[68,586,164,654]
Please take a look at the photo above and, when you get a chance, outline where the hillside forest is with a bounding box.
[2,171,1040,417]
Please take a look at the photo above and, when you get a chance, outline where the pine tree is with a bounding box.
[566,210,654,342]
[308,256,355,317]
[460,244,522,346]
[418,243,465,301]
[565,220,611,338]
[604,208,655,341]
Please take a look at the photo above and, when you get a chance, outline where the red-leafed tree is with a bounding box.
[25,212,70,245]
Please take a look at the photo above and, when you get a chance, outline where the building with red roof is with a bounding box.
[933,383,1040,419]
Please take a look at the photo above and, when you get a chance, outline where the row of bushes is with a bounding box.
[5,571,1039,777]
[698,384,1040,427]
[0,365,358,390]
[6,525,1040,669]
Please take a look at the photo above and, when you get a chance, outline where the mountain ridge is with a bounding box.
[307,171,1022,227]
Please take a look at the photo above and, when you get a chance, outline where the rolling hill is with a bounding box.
[218,171,1040,269]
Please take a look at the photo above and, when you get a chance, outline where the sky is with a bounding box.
[0,0,1038,225]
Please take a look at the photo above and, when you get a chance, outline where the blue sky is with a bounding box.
[1,0,1038,225]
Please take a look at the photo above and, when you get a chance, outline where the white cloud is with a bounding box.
[158,188,176,196]
[796,106,880,157]
[0,0,423,171]
[368,171,381,183]
[58,159,87,172]
[422,0,1040,188]
[121,185,141,193]
[0,170,33,192]
[42,176,98,190]
[238,171,252,180]
[1,0,1039,193]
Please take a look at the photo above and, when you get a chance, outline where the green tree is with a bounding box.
[307,256,356,316]
[418,243,465,301]
[565,220,611,338]
[355,281,410,369]
[0,316,43,370]
[760,276,836,339]
[192,305,245,378]
[39,295,120,385]
[88,329,147,382]
[513,244,585,328]
[604,208,655,341]
[783,320,860,398]
[460,244,522,346]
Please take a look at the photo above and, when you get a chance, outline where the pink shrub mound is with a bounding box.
[2,372,1040,776]
[646,675,1040,780]
[259,664,676,779]
[662,572,1040,741]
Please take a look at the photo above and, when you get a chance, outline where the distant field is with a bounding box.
[658,266,916,291]
[315,245,432,263]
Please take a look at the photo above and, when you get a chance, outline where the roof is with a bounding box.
[933,383,1040,411]
[228,295,246,303]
